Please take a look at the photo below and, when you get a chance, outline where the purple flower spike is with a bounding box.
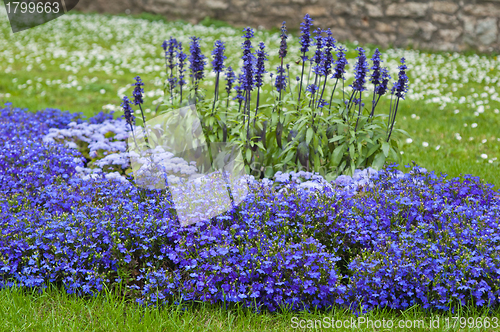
[189,36,206,89]
[121,96,135,131]
[370,48,383,87]
[132,76,144,106]
[241,27,256,92]
[392,57,409,99]
[279,21,288,59]
[375,67,391,96]
[299,14,314,60]
[312,29,325,77]
[255,42,268,88]
[177,42,187,88]
[350,47,368,93]
[225,66,235,95]
[275,65,287,93]
[332,47,347,80]
[211,40,226,74]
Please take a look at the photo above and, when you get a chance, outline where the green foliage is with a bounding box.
[158,85,407,180]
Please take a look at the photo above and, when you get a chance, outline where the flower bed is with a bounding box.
[1,105,500,313]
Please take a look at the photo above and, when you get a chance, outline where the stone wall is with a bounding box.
[74,0,500,52]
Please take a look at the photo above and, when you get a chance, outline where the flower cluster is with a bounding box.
[211,40,226,74]
[189,36,206,89]
[2,106,499,315]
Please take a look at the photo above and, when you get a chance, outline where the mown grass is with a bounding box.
[1,285,499,332]
[1,8,500,331]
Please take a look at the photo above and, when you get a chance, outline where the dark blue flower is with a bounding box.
[391,57,409,99]
[299,14,314,60]
[132,76,144,105]
[254,42,268,88]
[375,67,391,96]
[350,47,368,92]
[211,40,226,74]
[225,66,235,95]
[241,27,256,92]
[322,28,336,76]
[312,29,325,77]
[370,48,382,87]
[306,84,318,94]
[120,96,134,130]
[189,36,206,87]
[332,47,347,80]
[177,42,187,88]
[275,65,287,93]
[279,21,288,59]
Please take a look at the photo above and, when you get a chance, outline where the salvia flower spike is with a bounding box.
[177,42,187,104]
[189,36,206,96]
[298,13,313,109]
[254,42,268,124]
[277,21,288,101]
[369,48,382,119]
[329,46,347,109]
[350,47,368,130]
[387,57,409,141]
[211,40,226,113]
[317,28,335,108]
[121,95,135,132]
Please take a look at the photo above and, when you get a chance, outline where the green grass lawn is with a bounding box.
[2,285,499,331]
[1,6,500,331]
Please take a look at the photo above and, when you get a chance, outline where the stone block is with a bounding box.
[476,18,498,45]
[431,1,458,14]
[438,29,462,42]
[331,2,359,16]
[418,21,438,40]
[386,2,429,17]
[303,5,328,17]
[432,13,459,25]
[463,4,500,17]
[364,3,384,17]
[375,21,396,33]
[399,20,419,37]
[205,0,229,10]
[270,5,297,17]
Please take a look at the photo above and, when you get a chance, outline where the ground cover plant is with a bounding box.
[2,4,500,330]
[2,102,500,314]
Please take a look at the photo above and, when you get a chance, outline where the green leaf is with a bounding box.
[331,144,345,167]
[372,152,386,170]
[382,142,390,157]
[328,135,344,143]
[306,127,314,145]
[245,149,252,163]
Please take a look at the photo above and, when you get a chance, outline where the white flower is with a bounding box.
[471,123,478,128]
[406,138,413,144]
[481,154,488,159]
[422,142,429,147]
